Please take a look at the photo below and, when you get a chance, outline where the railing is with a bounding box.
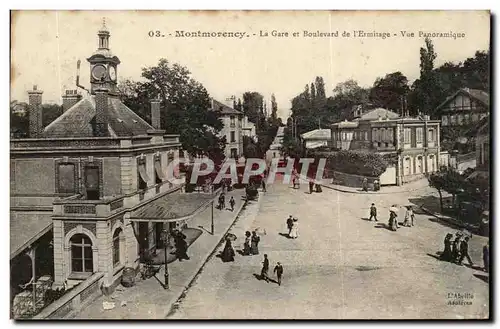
[10,138,121,149]
[33,272,104,319]
[55,195,125,217]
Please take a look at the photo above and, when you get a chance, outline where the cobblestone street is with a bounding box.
[168,178,489,319]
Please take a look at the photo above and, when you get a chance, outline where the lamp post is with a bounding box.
[160,229,170,290]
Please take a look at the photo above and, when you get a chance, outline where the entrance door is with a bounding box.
[230,148,238,159]
[404,157,411,176]
[416,156,423,174]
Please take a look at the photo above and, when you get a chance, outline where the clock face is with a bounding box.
[109,66,117,81]
[91,65,107,80]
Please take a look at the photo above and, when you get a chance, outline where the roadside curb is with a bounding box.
[419,206,471,230]
[163,193,248,318]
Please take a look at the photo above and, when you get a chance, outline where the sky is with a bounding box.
[10,10,490,119]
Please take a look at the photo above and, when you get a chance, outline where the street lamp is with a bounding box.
[160,229,170,290]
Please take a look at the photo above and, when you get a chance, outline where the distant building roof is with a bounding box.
[42,95,153,138]
[300,129,331,140]
[331,120,360,128]
[435,88,490,112]
[356,108,400,121]
[211,99,242,115]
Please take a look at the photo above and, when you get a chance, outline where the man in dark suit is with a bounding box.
[274,262,283,286]
[286,215,294,237]
[261,254,270,283]
[369,203,378,221]
[458,236,474,267]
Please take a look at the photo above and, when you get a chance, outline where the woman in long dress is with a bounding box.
[290,219,299,239]
[389,211,398,231]
[251,231,260,255]
[221,239,235,262]
[243,231,252,255]
[440,233,453,261]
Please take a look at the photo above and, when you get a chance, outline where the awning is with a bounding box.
[10,212,53,259]
[154,160,165,181]
[130,192,217,222]
[138,163,150,183]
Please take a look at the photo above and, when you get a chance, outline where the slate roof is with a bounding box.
[211,99,242,115]
[435,88,490,112]
[11,212,53,259]
[42,95,153,138]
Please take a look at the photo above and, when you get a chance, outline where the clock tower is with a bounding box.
[87,19,121,95]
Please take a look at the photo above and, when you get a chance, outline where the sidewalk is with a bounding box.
[72,188,246,319]
[301,176,431,195]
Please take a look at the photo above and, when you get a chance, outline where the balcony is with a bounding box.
[53,194,125,218]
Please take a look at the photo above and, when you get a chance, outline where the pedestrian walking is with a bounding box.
[458,236,474,267]
[309,181,314,194]
[369,203,378,221]
[251,231,260,255]
[362,178,368,192]
[408,206,415,226]
[244,231,252,255]
[274,262,284,286]
[289,218,299,239]
[439,233,454,261]
[451,233,462,263]
[261,254,270,283]
[483,242,489,273]
[403,206,411,227]
[229,196,235,212]
[286,215,294,236]
[219,193,226,210]
[389,211,398,231]
[262,180,266,192]
[175,231,190,261]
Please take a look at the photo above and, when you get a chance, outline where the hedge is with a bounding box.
[326,150,389,177]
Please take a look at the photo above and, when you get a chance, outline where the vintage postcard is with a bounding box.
[9,10,490,320]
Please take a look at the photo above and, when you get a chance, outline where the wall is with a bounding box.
[103,157,122,197]
[12,158,56,195]
[328,170,378,188]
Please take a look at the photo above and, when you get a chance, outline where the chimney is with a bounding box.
[27,85,43,138]
[94,88,108,137]
[62,89,82,112]
[150,98,161,129]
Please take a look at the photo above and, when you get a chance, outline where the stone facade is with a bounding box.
[331,109,440,185]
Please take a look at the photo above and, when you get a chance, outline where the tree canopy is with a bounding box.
[119,59,224,157]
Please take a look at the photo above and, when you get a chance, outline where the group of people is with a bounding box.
[385,205,415,231]
[220,230,262,262]
[286,215,299,239]
[362,178,380,192]
[218,193,236,211]
[440,231,475,267]
[260,254,284,286]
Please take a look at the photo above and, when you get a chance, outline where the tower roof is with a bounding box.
[42,95,153,138]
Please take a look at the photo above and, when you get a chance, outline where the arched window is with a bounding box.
[70,234,93,273]
[113,229,123,266]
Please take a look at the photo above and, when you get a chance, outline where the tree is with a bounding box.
[331,79,371,120]
[428,171,447,211]
[428,167,467,211]
[119,59,224,158]
[369,72,410,112]
[242,92,264,124]
[270,94,278,122]
[409,38,445,117]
